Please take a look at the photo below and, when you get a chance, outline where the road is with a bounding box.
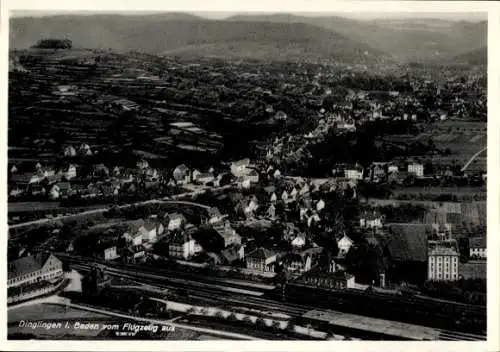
[461,146,487,172]
[9,184,232,231]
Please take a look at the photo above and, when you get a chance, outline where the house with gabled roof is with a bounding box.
[207,207,224,224]
[173,164,191,184]
[122,219,145,246]
[139,218,164,243]
[359,210,384,229]
[337,234,354,257]
[469,237,486,259]
[165,213,186,231]
[221,244,245,265]
[230,158,250,177]
[8,253,63,289]
[246,247,278,273]
[213,221,242,248]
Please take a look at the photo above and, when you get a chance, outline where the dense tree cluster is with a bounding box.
[32,39,72,49]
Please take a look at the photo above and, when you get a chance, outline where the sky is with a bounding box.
[10,10,487,22]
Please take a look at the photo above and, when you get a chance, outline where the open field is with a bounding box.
[459,262,487,280]
[391,186,486,197]
[418,121,487,157]
[8,202,62,212]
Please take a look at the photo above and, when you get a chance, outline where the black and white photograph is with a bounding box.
[3,0,498,348]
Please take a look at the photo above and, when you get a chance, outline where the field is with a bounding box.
[418,121,487,158]
[391,186,486,200]
[8,202,62,212]
[459,262,487,280]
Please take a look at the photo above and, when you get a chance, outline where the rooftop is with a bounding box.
[302,309,441,340]
[469,236,486,249]
[247,247,275,260]
[8,253,56,280]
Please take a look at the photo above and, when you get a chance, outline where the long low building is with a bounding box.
[300,309,481,341]
[8,252,64,288]
[8,253,65,303]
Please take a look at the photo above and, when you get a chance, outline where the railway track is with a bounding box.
[70,260,486,341]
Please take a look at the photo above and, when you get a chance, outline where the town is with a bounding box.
[7,15,487,342]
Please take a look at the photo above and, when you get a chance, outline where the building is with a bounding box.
[407,163,424,178]
[64,145,77,157]
[371,163,387,179]
[316,199,325,212]
[173,164,191,184]
[103,246,119,261]
[230,158,251,177]
[294,269,356,290]
[207,207,224,224]
[49,182,71,200]
[79,144,92,156]
[344,165,364,180]
[281,251,313,273]
[168,233,202,260]
[139,218,164,243]
[123,245,146,263]
[213,221,242,248]
[246,247,278,273]
[122,219,145,246]
[165,213,186,231]
[220,244,245,265]
[337,234,354,257]
[196,172,215,184]
[337,122,357,133]
[359,211,384,229]
[8,253,64,288]
[291,235,306,249]
[428,241,459,281]
[246,170,260,183]
[137,160,149,170]
[469,237,486,259]
[388,164,399,174]
[64,165,77,180]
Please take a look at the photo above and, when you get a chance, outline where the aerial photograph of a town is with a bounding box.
[6,8,488,342]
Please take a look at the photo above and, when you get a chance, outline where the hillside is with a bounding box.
[10,14,389,64]
[227,14,487,62]
[452,47,487,65]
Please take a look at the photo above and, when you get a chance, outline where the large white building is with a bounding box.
[169,236,202,260]
[344,165,364,180]
[407,163,424,178]
[428,241,459,281]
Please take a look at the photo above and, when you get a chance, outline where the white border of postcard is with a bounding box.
[1,1,499,351]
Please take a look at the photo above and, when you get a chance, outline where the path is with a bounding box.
[9,184,232,231]
[461,147,487,172]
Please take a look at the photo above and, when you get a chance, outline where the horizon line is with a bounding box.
[9,10,487,22]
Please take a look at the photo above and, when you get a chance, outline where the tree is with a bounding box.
[227,313,238,323]
[271,320,281,332]
[255,317,266,330]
